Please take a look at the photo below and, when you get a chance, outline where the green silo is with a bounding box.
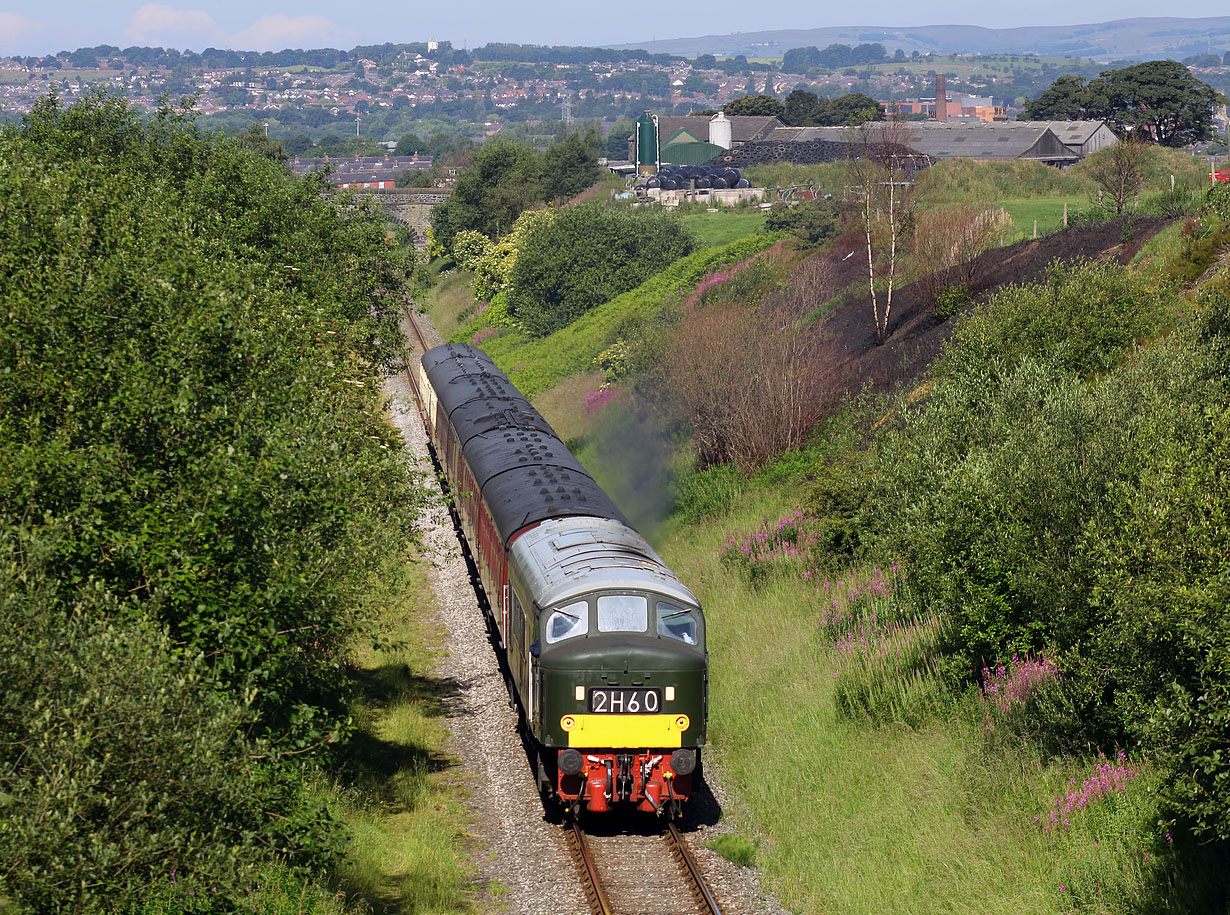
[635,111,659,176]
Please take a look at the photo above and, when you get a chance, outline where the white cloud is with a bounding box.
[124,4,224,49]
[0,11,64,54]
[228,14,356,51]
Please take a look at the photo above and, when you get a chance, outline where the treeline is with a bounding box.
[780,42,891,73]
[0,91,423,912]
[473,42,683,66]
[23,40,694,72]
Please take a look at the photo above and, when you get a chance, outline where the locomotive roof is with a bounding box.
[421,344,629,544]
[508,516,700,611]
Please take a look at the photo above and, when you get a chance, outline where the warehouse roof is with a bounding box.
[760,122,1080,163]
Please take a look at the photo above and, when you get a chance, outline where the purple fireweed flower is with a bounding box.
[1039,752,1143,832]
[584,386,625,415]
[982,653,1058,712]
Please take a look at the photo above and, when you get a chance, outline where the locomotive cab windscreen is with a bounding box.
[539,593,705,651]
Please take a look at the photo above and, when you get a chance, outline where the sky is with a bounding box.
[2,1,1230,58]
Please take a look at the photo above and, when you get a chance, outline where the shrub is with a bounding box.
[662,295,840,470]
[509,204,696,336]
[0,92,422,909]
[937,259,1169,378]
[0,533,339,914]
[912,205,1009,309]
[471,207,554,300]
[1206,182,1230,220]
[763,197,841,248]
[451,228,493,270]
[935,283,971,320]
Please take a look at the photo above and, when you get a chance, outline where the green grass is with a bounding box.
[679,209,768,246]
[743,161,849,194]
[336,565,473,915]
[997,196,1088,241]
[419,270,478,341]
[0,70,28,84]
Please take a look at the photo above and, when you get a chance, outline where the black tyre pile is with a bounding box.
[636,163,752,192]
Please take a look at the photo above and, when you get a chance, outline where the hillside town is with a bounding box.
[4,40,1228,149]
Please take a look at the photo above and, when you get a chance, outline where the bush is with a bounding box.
[662,291,841,470]
[0,533,339,914]
[1204,182,1230,220]
[937,259,1169,378]
[911,205,1009,309]
[763,197,841,248]
[849,256,1230,837]
[0,92,423,910]
[933,283,972,320]
[509,204,696,337]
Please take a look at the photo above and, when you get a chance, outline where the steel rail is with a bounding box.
[399,305,432,430]
[667,821,724,915]
[567,819,615,915]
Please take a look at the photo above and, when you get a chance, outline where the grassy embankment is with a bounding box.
[419,162,1230,913]
[424,232,778,399]
[747,148,1213,242]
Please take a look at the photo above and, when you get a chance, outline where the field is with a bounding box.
[861,53,1099,78]
[680,208,768,246]
[998,196,1088,240]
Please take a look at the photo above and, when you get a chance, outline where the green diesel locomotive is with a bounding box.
[418,344,708,815]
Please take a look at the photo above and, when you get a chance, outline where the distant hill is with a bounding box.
[609,16,1230,61]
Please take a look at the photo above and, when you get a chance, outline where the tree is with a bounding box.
[1084,60,1221,147]
[764,198,841,247]
[846,120,918,344]
[394,131,426,155]
[782,47,821,74]
[1082,137,1146,215]
[509,204,695,336]
[235,122,287,161]
[783,88,820,126]
[540,127,601,200]
[724,94,785,118]
[815,93,884,126]
[694,54,717,69]
[1021,75,1088,120]
[605,118,635,159]
[430,138,541,248]
[1024,62,1221,148]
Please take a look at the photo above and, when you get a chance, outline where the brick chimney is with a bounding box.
[935,73,947,121]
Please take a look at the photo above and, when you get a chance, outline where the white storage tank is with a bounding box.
[710,110,732,150]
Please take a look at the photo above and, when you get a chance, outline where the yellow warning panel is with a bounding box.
[563,714,688,748]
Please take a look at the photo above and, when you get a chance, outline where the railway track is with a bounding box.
[399,306,434,429]
[568,817,724,915]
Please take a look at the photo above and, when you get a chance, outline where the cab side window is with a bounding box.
[545,600,588,644]
[657,601,699,645]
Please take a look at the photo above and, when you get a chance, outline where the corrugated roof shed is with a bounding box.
[761,122,1081,163]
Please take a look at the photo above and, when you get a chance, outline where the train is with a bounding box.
[417,343,707,816]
